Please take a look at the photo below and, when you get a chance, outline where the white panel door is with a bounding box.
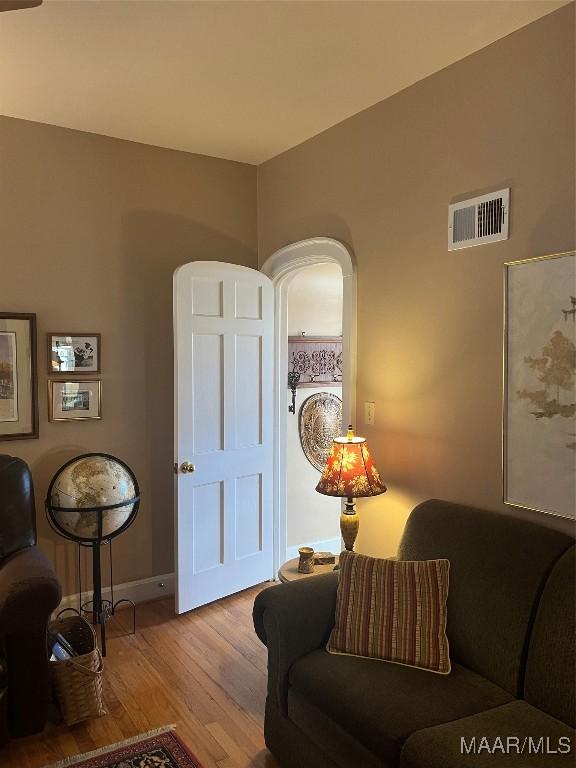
[174,261,274,613]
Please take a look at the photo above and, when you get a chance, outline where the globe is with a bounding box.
[46,454,139,542]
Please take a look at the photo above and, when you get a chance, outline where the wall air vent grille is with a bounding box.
[453,205,476,243]
[448,188,509,250]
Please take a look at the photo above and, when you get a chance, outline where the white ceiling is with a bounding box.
[0,0,569,164]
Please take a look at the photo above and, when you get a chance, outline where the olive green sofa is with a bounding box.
[253,499,575,767]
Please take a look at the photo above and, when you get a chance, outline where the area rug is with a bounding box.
[43,725,204,768]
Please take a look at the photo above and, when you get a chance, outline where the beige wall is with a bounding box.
[0,116,257,594]
[258,5,576,556]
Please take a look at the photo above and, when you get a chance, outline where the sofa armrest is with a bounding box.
[253,572,338,713]
[0,547,61,737]
[0,547,62,634]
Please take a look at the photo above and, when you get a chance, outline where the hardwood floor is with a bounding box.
[2,584,280,768]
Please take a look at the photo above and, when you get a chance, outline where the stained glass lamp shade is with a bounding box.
[316,425,386,552]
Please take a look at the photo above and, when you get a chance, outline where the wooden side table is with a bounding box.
[278,556,339,583]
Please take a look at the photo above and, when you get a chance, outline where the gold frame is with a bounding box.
[502,250,575,520]
[48,379,102,422]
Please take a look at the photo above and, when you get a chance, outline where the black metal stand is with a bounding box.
[77,540,136,657]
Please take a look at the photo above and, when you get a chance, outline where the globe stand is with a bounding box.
[58,541,136,656]
[45,453,141,658]
[76,540,136,657]
[80,599,136,657]
[55,541,137,656]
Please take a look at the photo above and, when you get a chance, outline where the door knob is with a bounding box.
[180,462,196,474]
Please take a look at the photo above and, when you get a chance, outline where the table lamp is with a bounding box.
[316,425,386,552]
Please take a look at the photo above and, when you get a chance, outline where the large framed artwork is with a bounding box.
[0,313,38,441]
[503,251,575,520]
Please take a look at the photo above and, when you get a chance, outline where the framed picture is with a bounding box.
[49,380,102,421]
[0,313,38,441]
[503,251,576,520]
[48,333,101,374]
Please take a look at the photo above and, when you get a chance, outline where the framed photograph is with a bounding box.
[0,313,38,441]
[49,380,102,421]
[48,333,101,374]
[503,251,576,520]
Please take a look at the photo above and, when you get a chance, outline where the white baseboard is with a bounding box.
[55,572,175,616]
[286,536,341,561]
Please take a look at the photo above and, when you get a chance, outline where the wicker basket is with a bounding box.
[49,612,107,726]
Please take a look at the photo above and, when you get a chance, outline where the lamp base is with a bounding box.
[340,497,359,552]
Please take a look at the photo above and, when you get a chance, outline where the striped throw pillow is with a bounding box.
[327,551,451,674]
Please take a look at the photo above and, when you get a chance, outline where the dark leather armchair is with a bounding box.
[0,454,61,743]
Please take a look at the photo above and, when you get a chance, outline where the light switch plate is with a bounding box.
[364,401,375,425]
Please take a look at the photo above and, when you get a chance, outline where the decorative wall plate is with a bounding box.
[299,392,343,471]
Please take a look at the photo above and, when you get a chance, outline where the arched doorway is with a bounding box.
[261,237,357,571]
